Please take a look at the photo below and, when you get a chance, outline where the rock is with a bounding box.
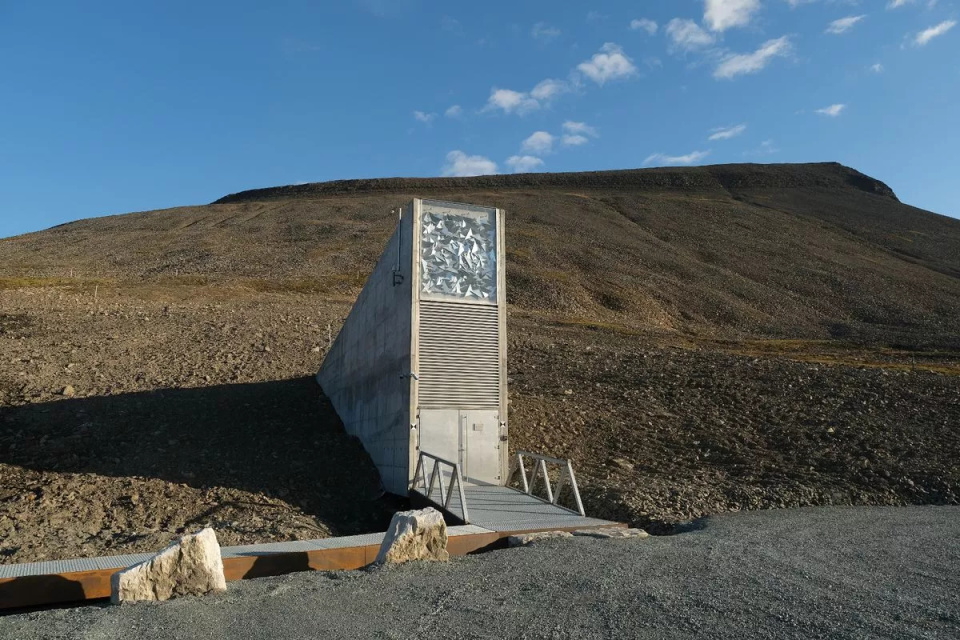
[61,385,75,397]
[374,508,448,565]
[311,346,321,353]
[507,530,573,547]
[610,457,634,471]
[110,528,227,604]
[573,527,649,539]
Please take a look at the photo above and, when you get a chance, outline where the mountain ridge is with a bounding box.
[212,162,899,205]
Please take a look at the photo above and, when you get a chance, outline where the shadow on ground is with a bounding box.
[0,377,399,537]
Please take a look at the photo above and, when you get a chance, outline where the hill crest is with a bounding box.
[213,162,899,205]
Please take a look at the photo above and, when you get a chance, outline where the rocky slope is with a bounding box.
[0,162,957,563]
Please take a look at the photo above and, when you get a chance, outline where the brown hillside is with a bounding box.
[4,162,959,345]
[0,162,958,564]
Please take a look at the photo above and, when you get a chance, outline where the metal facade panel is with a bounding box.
[461,409,502,484]
[419,200,498,302]
[418,408,460,482]
[417,300,500,409]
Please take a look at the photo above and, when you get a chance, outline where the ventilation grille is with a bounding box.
[418,300,501,409]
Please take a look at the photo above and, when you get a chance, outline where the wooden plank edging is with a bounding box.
[0,523,620,610]
[0,531,503,610]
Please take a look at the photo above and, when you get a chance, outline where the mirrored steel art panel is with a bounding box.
[420,202,497,301]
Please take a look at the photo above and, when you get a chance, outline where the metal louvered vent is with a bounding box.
[418,300,500,409]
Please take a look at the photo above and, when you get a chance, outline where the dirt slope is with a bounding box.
[0,162,958,563]
[4,162,958,344]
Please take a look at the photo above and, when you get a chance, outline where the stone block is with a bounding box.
[111,528,227,604]
[374,507,449,565]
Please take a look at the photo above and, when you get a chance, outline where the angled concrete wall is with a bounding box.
[318,198,508,495]
[317,206,415,495]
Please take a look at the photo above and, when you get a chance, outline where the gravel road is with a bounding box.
[3,506,957,639]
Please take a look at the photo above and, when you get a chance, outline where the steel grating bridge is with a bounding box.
[414,484,614,532]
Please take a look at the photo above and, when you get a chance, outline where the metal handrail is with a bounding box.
[512,451,586,517]
[411,451,470,524]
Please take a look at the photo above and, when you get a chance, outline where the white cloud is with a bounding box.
[576,43,638,85]
[562,134,589,146]
[413,110,436,124]
[485,87,540,114]
[484,78,569,116]
[531,22,561,42]
[743,139,779,157]
[530,78,568,101]
[442,150,498,177]
[815,103,846,116]
[444,105,462,118]
[913,20,956,46]
[563,121,599,137]
[704,0,762,32]
[826,15,866,34]
[665,18,717,52]
[560,121,598,147]
[708,123,747,140]
[644,150,711,166]
[506,155,544,173]
[630,18,658,35]
[887,0,916,8]
[713,36,792,79]
[870,63,884,73]
[521,131,555,155]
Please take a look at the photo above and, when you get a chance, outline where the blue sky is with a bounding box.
[1,0,958,238]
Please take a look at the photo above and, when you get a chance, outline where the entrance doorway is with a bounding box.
[419,408,501,485]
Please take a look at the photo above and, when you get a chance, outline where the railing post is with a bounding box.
[412,454,424,491]
[566,459,585,517]
[454,464,469,524]
[529,457,541,496]
[427,459,441,501]
[434,460,446,506]
[517,453,530,493]
[419,453,429,492]
[539,459,554,503]
[553,466,567,505]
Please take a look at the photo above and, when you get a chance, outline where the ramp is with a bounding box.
[410,450,615,532]
[415,484,615,532]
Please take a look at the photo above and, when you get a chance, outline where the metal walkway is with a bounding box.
[438,485,614,532]
[410,450,613,532]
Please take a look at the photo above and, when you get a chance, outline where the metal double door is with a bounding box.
[418,408,501,485]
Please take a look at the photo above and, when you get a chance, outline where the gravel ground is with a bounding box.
[2,506,957,639]
[0,287,957,563]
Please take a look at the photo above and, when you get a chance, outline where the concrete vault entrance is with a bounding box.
[317,198,603,531]
[317,199,507,495]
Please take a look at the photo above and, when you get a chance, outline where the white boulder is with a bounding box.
[374,508,449,565]
[111,527,227,604]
